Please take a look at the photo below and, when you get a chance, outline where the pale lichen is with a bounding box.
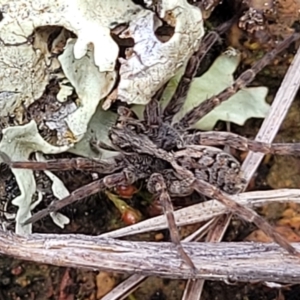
[0,0,144,71]
[35,153,70,228]
[0,121,69,234]
[114,0,204,105]
[58,39,116,141]
[0,0,205,233]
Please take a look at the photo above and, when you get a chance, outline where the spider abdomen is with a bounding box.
[175,145,246,194]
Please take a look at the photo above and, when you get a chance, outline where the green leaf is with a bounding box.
[193,87,269,130]
[68,103,119,159]
[162,50,270,130]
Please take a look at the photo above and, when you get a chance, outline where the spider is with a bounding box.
[1,20,300,273]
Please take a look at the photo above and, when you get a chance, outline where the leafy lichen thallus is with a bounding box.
[2,30,300,272]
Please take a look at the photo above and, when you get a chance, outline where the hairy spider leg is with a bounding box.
[192,179,299,256]
[0,151,124,173]
[176,32,300,129]
[163,17,236,123]
[23,178,105,225]
[184,131,300,155]
[147,173,196,271]
[22,171,129,225]
[144,94,163,127]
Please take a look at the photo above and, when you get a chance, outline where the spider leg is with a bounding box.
[144,97,162,127]
[23,178,105,225]
[185,131,300,155]
[23,171,128,225]
[163,17,235,123]
[147,173,196,271]
[192,178,299,256]
[90,136,118,153]
[176,32,300,129]
[143,86,166,128]
[0,151,124,173]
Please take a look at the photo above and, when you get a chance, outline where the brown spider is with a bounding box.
[1,22,300,272]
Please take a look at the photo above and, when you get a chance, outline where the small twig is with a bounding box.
[1,231,300,282]
[101,274,146,300]
[102,219,215,300]
[190,41,300,299]
[242,46,300,181]
[182,216,229,300]
[100,188,300,238]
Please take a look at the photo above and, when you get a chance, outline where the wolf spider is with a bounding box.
[2,24,300,271]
